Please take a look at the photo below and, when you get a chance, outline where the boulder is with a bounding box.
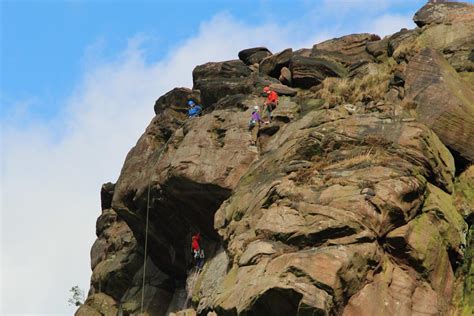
[290,55,347,88]
[404,48,474,162]
[154,87,199,115]
[414,2,474,72]
[238,47,272,65]
[259,48,293,78]
[413,1,473,27]
[193,60,256,106]
[387,28,419,62]
[193,60,250,79]
[312,33,380,65]
[278,66,292,85]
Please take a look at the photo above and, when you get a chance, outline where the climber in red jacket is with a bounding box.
[192,233,200,251]
[191,233,205,270]
[263,86,278,123]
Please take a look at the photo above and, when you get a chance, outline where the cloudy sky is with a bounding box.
[2,0,463,314]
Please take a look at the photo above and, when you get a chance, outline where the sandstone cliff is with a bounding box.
[77,2,474,315]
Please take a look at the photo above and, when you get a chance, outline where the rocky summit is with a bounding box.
[77,2,474,316]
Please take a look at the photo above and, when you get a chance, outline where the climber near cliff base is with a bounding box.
[249,105,264,145]
[191,233,205,270]
[187,100,202,118]
[263,86,278,123]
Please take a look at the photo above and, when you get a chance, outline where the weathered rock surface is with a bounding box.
[290,55,347,89]
[193,60,257,106]
[154,87,199,116]
[112,105,260,278]
[404,48,474,162]
[278,66,292,85]
[80,2,474,315]
[455,166,474,224]
[259,48,293,78]
[414,2,474,72]
[311,33,380,65]
[238,47,272,65]
[77,184,174,315]
[199,110,460,315]
[414,1,473,27]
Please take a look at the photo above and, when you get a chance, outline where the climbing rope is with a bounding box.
[138,104,218,314]
[139,118,189,315]
[140,183,152,314]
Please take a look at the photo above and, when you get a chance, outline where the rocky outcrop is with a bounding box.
[414,1,473,27]
[290,55,347,88]
[76,183,175,315]
[259,48,293,78]
[311,33,380,66]
[112,107,259,278]
[201,110,460,315]
[404,48,474,162]
[80,2,474,315]
[238,47,272,66]
[414,2,474,72]
[193,60,256,107]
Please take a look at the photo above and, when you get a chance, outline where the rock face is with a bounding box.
[79,2,474,315]
[414,2,474,72]
[311,33,380,65]
[404,48,474,162]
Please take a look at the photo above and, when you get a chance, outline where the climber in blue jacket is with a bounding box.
[187,100,202,118]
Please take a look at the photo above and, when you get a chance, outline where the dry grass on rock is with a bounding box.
[315,61,396,106]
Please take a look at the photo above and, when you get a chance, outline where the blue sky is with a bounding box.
[3,0,472,315]
[1,0,430,123]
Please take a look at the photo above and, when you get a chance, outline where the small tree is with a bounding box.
[68,285,85,306]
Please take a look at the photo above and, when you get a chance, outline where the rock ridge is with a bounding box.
[77,2,474,315]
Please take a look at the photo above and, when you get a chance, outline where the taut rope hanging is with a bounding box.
[139,119,189,315]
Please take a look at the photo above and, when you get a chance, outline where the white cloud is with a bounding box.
[370,14,414,37]
[1,6,417,315]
